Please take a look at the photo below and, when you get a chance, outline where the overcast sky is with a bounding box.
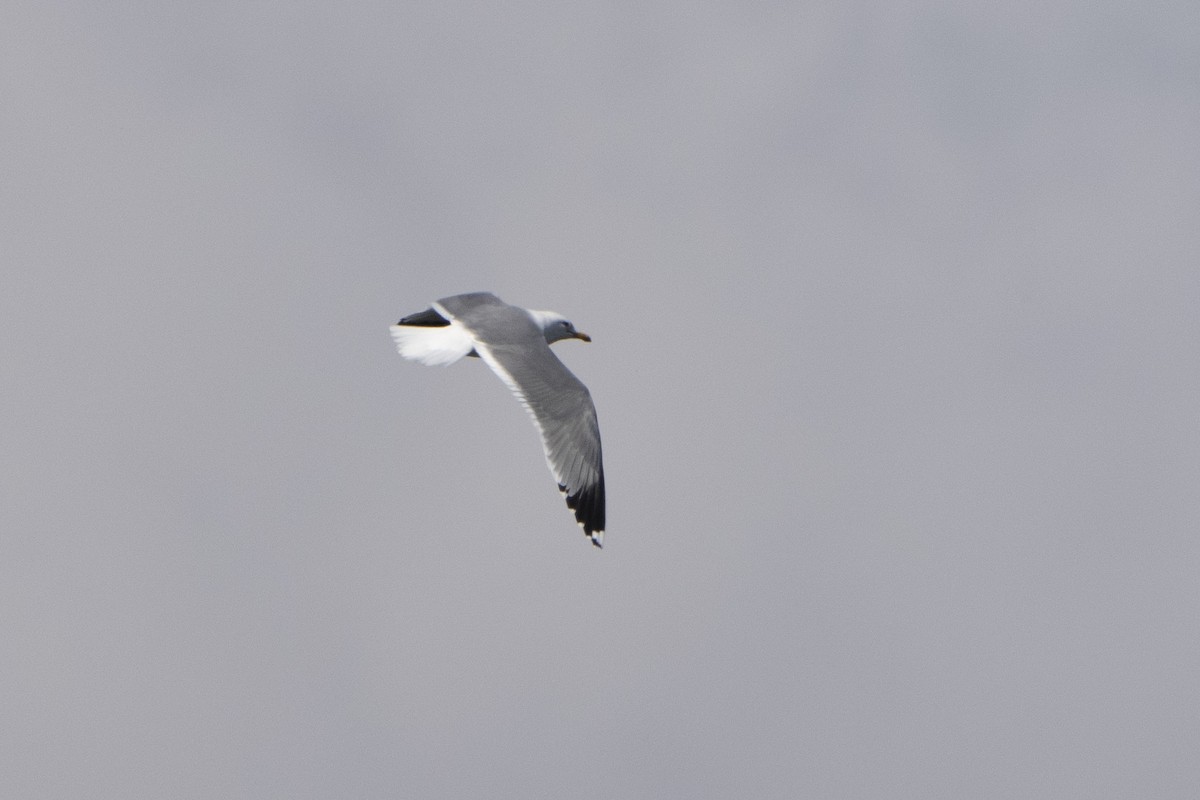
[3,2,1198,798]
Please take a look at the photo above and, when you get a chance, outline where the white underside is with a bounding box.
[389,304,475,366]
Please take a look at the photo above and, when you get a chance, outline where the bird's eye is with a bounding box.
[561,321,570,328]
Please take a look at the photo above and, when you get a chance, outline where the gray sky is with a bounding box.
[3,2,1198,798]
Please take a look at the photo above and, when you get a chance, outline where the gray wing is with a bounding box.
[435,292,506,318]
[471,337,605,547]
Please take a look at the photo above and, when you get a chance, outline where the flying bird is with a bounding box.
[390,292,605,547]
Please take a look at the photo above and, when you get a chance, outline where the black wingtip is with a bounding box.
[564,474,606,545]
[397,307,451,327]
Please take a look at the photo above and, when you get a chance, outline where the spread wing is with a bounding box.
[472,339,605,547]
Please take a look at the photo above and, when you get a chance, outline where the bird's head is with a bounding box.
[529,310,591,345]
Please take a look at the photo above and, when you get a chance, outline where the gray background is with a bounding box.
[3,2,1198,798]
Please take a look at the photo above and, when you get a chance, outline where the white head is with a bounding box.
[528,309,592,345]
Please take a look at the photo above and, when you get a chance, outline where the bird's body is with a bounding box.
[390,292,605,547]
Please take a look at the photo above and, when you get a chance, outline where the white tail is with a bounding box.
[389,321,474,366]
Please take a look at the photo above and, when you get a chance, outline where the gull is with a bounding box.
[390,292,605,547]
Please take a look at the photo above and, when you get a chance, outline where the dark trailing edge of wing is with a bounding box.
[560,474,606,547]
[397,308,450,327]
